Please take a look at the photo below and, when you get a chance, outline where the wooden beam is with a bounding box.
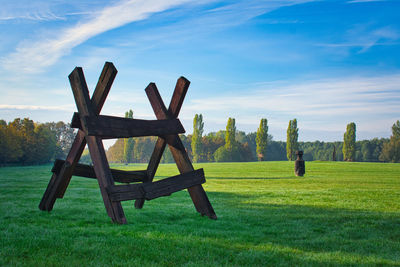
[69,66,126,224]
[134,82,176,209]
[70,112,80,129]
[72,115,185,138]
[109,169,205,202]
[52,159,148,183]
[136,78,217,220]
[168,76,190,117]
[143,169,205,200]
[39,62,117,212]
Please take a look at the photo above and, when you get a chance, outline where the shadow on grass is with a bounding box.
[206,176,298,180]
[31,190,399,265]
[204,191,400,264]
[2,170,400,266]
[116,190,399,265]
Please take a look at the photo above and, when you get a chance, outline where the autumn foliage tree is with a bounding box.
[0,118,74,165]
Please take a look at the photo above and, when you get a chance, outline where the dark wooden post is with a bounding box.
[69,67,126,224]
[294,150,305,177]
[135,79,217,219]
[39,62,117,212]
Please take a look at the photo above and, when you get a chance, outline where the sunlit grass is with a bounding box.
[1,161,399,266]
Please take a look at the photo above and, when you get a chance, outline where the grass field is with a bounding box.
[1,161,400,266]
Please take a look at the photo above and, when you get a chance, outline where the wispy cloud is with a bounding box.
[316,25,399,54]
[1,0,191,73]
[351,25,399,53]
[199,0,314,27]
[0,1,61,21]
[0,13,64,21]
[0,104,73,111]
[1,0,318,74]
[183,74,400,133]
[347,0,385,3]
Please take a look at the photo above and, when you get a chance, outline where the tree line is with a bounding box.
[1,116,399,166]
[0,118,75,165]
[106,113,400,164]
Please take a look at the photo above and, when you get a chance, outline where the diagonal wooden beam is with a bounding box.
[69,66,126,224]
[135,78,217,220]
[39,62,117,212]
[134,81,180,209]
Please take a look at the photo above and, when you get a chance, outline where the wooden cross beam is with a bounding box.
[39,62,216,224]
[71,114,185,138]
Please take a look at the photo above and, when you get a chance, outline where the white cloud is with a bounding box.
[1,0,319,74]
[0,1,61,21]
[181,74,400,136]
[317,25,400,54]
[0,104,74,111]
[1,0,191,73]
[189,75,400,114]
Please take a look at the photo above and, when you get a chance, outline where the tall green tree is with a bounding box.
[286,119,299,161]
[191,114,204,162]
[256,118,268,161]
[225,117,236,151]
[393,120,400,139]
[214,117,241,162]
[379,120,400,162]
[123,109,134,163]
[343,122,356,161]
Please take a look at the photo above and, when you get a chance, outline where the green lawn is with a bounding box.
[1,161,399,266]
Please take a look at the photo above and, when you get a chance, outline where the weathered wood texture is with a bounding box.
[72,114,185,138]
[135,78,217,220]
[52,159,148,183]
[69,66,126,224]
[39,62,117,212]
[134,82,181,209]
[109,169,205,201]
[40,62,216,224]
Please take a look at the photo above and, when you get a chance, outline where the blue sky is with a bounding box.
[0,0,399,142]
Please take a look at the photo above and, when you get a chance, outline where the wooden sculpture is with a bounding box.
[39,62,216,224]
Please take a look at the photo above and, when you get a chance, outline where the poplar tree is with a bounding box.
[191,114,204,162]
[379,120,400,162]
[343,122,356,161]
[123,109,134,163]
[256,118,268,161]
[286,118,299,161]
[225,117,236,151]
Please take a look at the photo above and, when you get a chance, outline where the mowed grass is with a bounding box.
[1,161,400,266]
